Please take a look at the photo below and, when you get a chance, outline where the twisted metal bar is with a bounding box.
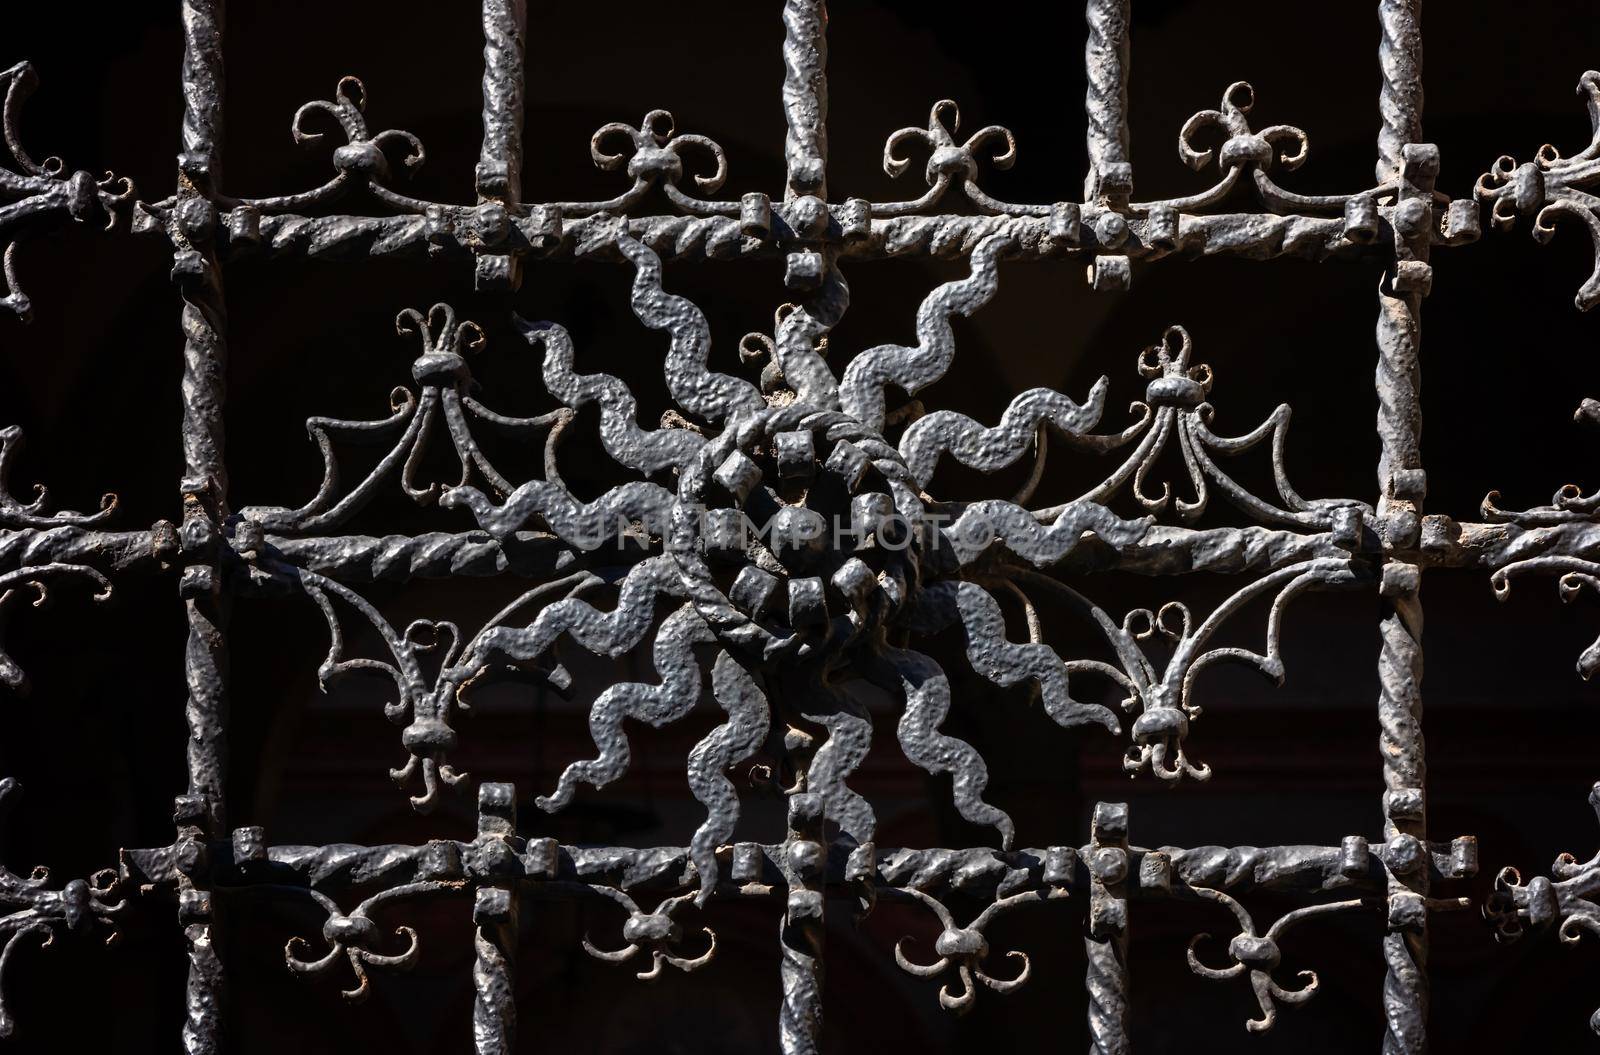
[476,0,525,291]
[1085,935,1129,1054]
[0,527,174,575]
[1085,0,1132,203]
[176,226,231,847]
[249,530,573,584]
[176,5,230,1050]
[233,522,1354,586]
[1086,803,1131,1055]
[779,791,825,1055]
[1379,582,1427,1054]
[181,582,229,833]
[1376,0,1424,183]
[1374,5,1430,1048]
[1374,276,1423,503]
[178,0,223,184]
[175,799,222,1055]
[1377,271,1430,1047]
[125,836,1459,901]
[472,785,518,1055]
[781,0,828,200]
[180,895,223,1055]
[477,0,524,208]
[187,205,1385,264]
[229,511,1600,592]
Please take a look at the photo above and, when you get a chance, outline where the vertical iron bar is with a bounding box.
[777,0,846,411]
[1085,802,1131,1055]
[180,899,225,1055]
[1375,3,1429,1052]
[175,1,230,1050]
[1084,10,1134,1037]
[180,561,229,836]
[476,0,525,292]
[781,0,828,201]
[473,784,519,1055]
[477,0,525,210]
[1377,565,1426,1055]
[1084,937,1130,1055]
[1376,0,1423,184]
[176,0,230,835]
[472,902,518,1052]
[779,787,826,1055]
[175,796,222,1055]
[472,896,518,1054]
[779,8,831,1041]
[1084,0,1132,204]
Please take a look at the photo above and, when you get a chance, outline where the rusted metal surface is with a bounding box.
[2,0,1600,1051]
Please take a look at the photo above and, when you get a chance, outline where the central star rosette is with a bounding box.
[671,402,928,662]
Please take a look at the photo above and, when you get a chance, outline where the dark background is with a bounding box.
[2,1,1600,1051]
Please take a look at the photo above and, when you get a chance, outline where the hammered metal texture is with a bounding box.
[2,2,1600,1052]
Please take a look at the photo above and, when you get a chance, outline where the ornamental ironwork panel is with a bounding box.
[2,1,1600,1051]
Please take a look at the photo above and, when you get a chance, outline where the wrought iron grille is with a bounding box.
[5,0,1600,1050]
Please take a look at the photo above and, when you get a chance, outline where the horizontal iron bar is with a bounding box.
[135,204,1389,265]
[0,517,1587,586]
[1417,516,1600,569]
[0,525,176,574]
[121,836,1475,900]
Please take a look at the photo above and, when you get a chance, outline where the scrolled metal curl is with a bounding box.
[1476,70,1600,309]
[561,109,734,218]
[1184,885,1364,1033]
[284,880,460,1002]
[577,887,717,981]
[889,886,1039,1014]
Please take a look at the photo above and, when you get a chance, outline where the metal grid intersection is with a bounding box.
[0,1,1598,1051]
